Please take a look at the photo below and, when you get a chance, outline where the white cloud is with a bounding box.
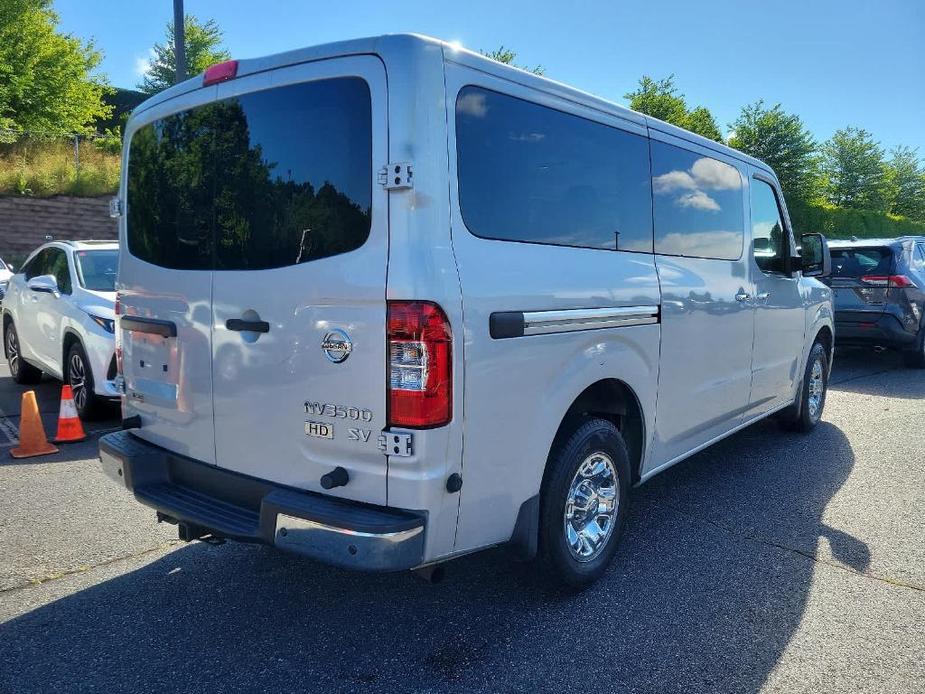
[456,92,488,118]
[508,131,546,142]
[677,190,720,211]
[653,169,697,194]
[134,49,155,77]
[690,157,742,190]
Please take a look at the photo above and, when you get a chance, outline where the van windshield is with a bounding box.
[126,77,372,271]
[75,249,118,291]
[830,247,892,278]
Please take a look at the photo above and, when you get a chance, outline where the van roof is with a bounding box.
[132,33,775,177]
[828,236,925,248]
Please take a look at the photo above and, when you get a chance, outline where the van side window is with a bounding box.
[455,86,653,252]
[750,179,789,273]
[651,141,744,260]
[127,77,372,271]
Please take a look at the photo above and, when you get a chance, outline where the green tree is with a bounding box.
[0,0,111,136]
[624,75,723,142]
[819,127,887,210]
[728,101,819,202]
[138,15,230,94]
[479,46,544,75]
[883,146,925,221]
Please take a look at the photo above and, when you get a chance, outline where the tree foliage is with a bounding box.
[480,46,545,75]
[624,75,723,142]
[728,101,818,202]
[819,127,886,210]
[0,0,111,136]
[883,145,925,221]
[138,15,230,94]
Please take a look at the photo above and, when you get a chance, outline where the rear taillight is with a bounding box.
[861,275,916,288]
[387,301,452,428]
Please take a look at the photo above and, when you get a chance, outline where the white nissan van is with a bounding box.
[100,34,834,587]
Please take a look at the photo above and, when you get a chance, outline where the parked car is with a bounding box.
[0,256,14,302]
[3,240,119,418]
[825,237,925,367]
[99,35,834,587]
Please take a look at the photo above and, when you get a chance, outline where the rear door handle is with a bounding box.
[735,292,751,302]
[226,319,270,333]
[756,291,771,302]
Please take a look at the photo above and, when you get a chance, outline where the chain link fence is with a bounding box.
[0,129,121,198]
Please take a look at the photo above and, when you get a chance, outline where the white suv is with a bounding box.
[3,240,119,419]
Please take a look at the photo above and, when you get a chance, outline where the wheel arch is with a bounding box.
[62,328,84,373]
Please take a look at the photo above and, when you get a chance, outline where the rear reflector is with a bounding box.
[861,275,916,288]
[203,60,238,86]
[388,301,452,428]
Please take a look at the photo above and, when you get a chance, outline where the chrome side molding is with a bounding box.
[490,305,660,338]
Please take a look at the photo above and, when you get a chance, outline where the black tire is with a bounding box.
[4,320,42,385]
[539,417,631,589]
[778,341,829,433]
[902,323,925,369]
[66,341,101,420]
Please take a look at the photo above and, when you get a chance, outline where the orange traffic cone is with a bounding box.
[53,385,87,444]
[10,390,59,459]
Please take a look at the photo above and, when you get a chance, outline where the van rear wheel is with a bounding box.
[539,417,630,589]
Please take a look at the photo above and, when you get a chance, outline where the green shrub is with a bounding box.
[788,199,925,240]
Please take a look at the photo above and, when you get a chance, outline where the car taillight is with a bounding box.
[861,275,916,288]
[387,301,452,428]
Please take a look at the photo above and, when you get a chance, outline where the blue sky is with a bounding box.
[54,0,925,154]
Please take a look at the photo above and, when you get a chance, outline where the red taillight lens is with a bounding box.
[388,301,452,428]
[861,274,916,288]
[203,60,238,86]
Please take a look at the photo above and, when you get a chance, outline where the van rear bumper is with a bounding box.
[99,431,425,572]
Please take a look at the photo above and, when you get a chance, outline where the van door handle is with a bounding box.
[226,319,270,333]
[734,292,751,302]
[756,291,771,302]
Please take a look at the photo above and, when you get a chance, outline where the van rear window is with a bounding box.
[830,247,892,278]
[127,77,372,271]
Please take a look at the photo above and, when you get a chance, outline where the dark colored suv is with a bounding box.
[825,237,925,367]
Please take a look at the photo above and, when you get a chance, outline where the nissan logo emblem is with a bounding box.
[321,329,353,363]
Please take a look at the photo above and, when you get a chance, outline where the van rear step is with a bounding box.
[99,431,426,571]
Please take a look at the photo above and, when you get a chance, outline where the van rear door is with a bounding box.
[208,58,389,504]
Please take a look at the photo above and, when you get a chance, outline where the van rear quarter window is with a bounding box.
[455,86,653,253]
[651,141,744,261]
[127,77,372,271]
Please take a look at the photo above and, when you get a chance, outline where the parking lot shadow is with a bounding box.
[0,420,861,693]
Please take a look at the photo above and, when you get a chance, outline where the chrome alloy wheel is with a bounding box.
[69,352,87,411]
[5,326,19,376]
[564,452,619,562]
[807,356,825,420]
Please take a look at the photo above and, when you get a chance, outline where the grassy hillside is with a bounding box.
[0,138,120,197]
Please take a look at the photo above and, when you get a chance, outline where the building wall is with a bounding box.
[0,196,117,263]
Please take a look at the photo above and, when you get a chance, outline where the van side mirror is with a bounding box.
[27,274,60,297]
[800,233,831,278]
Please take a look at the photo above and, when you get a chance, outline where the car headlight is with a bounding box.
[90,315,115,333]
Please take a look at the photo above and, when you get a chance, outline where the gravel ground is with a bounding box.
[0,349,923,693]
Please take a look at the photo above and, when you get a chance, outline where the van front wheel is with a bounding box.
[539,418,630,589]
[778,341,829,432]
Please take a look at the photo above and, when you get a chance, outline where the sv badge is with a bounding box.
[348,428,371,442]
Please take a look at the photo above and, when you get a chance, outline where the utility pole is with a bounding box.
[173,0,186,84]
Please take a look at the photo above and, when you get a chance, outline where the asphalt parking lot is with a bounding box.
[0,351,923,694]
